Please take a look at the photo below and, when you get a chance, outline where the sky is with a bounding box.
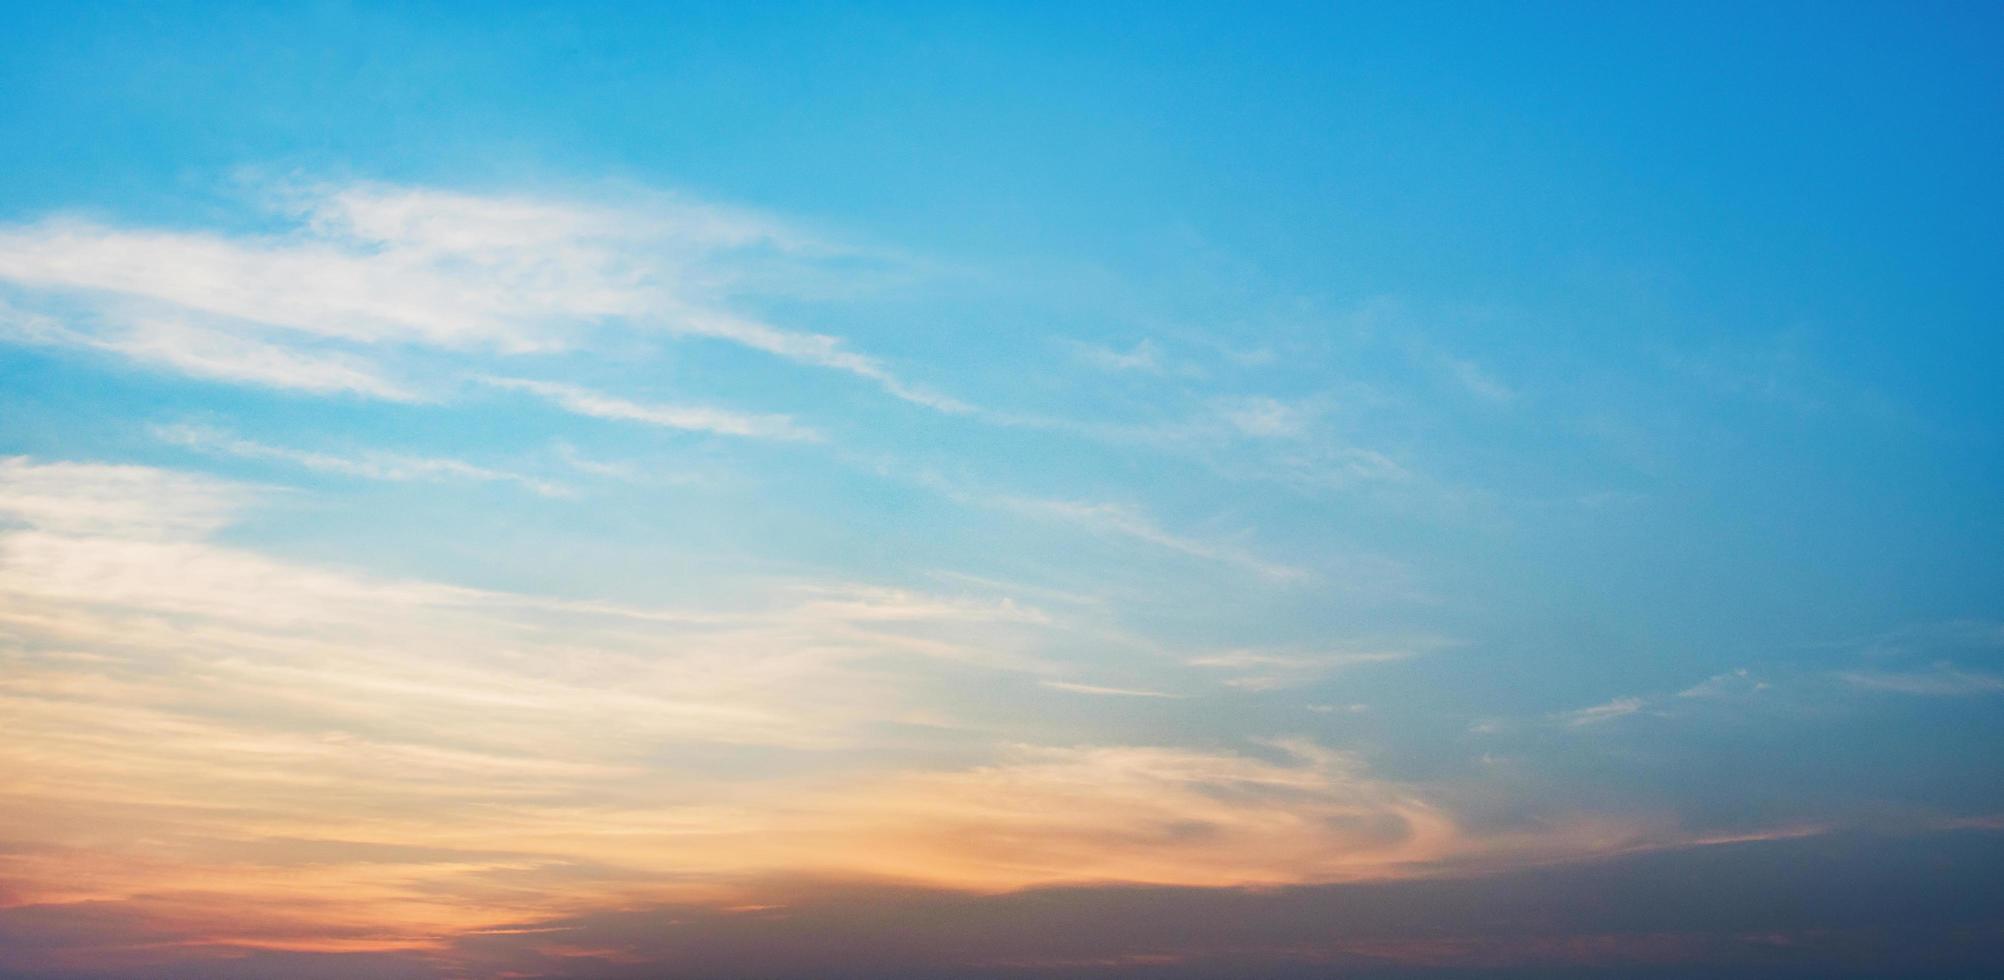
[1,2,2002,977]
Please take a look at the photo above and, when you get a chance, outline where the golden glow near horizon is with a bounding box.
[0,456,1680,958]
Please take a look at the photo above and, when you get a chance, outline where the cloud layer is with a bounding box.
[0,182,952,410]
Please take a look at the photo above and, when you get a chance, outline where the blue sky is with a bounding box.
[2,3,2002,977]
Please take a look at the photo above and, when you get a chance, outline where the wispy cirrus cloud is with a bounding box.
[1534,667,1772,733]
[777,739,1477,890]
[1188,648,1421,692]
[1040,679,1188,699]
[0,181,961,410]
[483,376,819,441]
[1840,665,2004,697]
[0,457,1056,762]
[0,302,418,400]
[1064,337,1170,375]
[1439,353,1516,404]
[1677,667,1770,699]
[996,496,1307,581]
[894,464,1312,582]
[154,422,571,496]
[1216,395,1318,439]
[1555,696,1647,728]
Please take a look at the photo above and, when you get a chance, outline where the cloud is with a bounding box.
[552,442,641,481]
[783,739,1469,890]
[14,825,2003,979]
[1308,702,1371,714]
[1040,680,1188,699]
[1556,696,1646,728]
[0,181,959,410]
[8,459,1929,978]
[786,583,1051,627]
[483,376,819,440]
[1188,648,1417,692]
[0,455,254,539]
[675,310,972,413]
[1439,354,1515,404]
[1066,338,1167,375]
[0,457,1667,969]
[1677,668,1769,699]
[1840,665,2004,697]
[154,422,570,496]
[981,387,1421,502]
[0,455,1073,828]
[1539,667,1767,732]
[0,303,416,400]
[1217,396,1315,439]
[996,496,1306,581]
[1156,396,1422,496]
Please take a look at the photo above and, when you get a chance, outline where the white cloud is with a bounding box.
[1067,338,1166,375]
[787,583,1051,626]
[0,456,255,539]
[1189,648,1416,691]
[1218,396,1315,439]
[998,496,1305,581]
[1677,668,1768,699]
[1555,696,1645,728]
[1840,665,2004,697]
[553,442,641,480]
[1040,680,1188,699]
[109,319,419,399]
[1307,703,1370,714]
[0,303,415,400]
[1011,394,1417,497]
[0,456,1065,754]
[1441,354,1515,403]
[0,181,959,410]
[153,422,570,496]
[675,310,972,413]
[484,377,819,441]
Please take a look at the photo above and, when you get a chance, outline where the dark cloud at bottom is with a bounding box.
[4,827,2002,979]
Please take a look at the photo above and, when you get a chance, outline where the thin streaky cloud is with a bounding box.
[0,182,964,410]
[1840,666,2004,697]
[888,465,1311,582]
[998,496,1307,581]
[926,570,1109,608]
[152,422,571,496]
[1040,680,1189,699]
[485,376,819,441]
[103,319,420,401]
[287,178,824,255]
[1443,354,1517,404]
[982,395,1422,503]
[677,310,974,413]
[1677,668,1769,699]
[554,441,641,480]
[1188,648,1418,691]
[1065,338,1169,375]
[1217,395,1316,439]
[0,303,416,401]
[1556,696,1647,728]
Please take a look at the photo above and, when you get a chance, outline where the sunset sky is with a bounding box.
[3,3,2003,978]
